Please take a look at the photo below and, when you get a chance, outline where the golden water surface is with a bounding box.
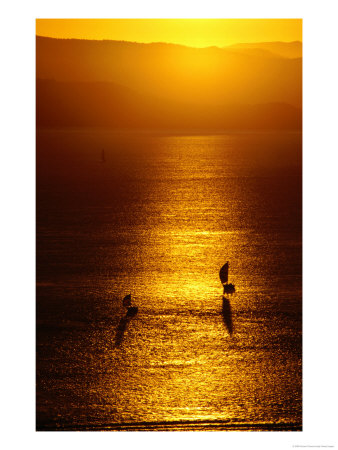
[36,130,302,430]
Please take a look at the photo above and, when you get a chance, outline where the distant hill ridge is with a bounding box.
[36,35,301,54]
[36,78,301,130]
[227,41,302,58]
[36,36,302,110]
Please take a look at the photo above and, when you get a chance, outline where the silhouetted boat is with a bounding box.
[123,294,138,316]
[101,148,106,163]
[219,262,236,295]
[126,306,138,316]
[123,294,132,307]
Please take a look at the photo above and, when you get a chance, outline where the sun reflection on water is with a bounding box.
[37,130,302,429]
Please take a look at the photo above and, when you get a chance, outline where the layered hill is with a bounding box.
[227,41,302,59]
[36,79,301,130]
[36,36,302,130]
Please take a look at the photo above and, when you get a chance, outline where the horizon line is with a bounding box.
[35,34,302,49]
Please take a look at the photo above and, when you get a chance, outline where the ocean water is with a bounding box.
[36,129,302,431]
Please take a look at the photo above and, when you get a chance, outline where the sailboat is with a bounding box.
[219,262,236,295]
[123,294,138,316]
[101,148,106,163]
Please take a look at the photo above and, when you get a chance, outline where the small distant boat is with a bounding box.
[123,294,138,316]
[101,149,106,163]
[219,262,236,295]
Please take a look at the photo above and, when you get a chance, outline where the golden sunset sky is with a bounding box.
[36,18,302,47]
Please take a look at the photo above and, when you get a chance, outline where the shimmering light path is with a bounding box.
[37,130,302,431]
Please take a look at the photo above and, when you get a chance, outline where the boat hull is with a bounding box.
[223,283,235,294]
[126,306,138,316]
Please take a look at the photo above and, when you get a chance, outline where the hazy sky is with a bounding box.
[36,19,302,47]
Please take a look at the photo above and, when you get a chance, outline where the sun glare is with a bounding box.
[36,18,302,47]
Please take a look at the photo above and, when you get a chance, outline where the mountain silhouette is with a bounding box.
[227,41,302,59]
[36,78,301,130]
[36,36,302,109]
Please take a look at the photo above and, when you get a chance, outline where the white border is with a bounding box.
[1,1,337,449]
